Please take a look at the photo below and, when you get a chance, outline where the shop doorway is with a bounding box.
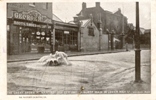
[18,27,31,53]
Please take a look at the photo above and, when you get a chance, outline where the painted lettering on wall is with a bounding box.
[13,21,51,28]
[13,10,52,24]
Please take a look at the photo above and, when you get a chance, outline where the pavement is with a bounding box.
[7,49,127,62]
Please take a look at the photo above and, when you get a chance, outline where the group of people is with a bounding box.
[38,51,70,66]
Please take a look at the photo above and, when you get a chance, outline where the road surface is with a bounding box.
[7,50,150,94]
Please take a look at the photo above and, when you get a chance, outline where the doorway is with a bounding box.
[19,27,31,53]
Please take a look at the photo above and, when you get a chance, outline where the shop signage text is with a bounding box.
[13,10,52,24]
[64,31,69,34]
[13,21,51,28]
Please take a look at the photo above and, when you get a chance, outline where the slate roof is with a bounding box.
[80,19,91,27]
[53,14,63,22]
[77,6,121,18]
[144,29,151,34]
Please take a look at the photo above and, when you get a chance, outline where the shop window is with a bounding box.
[64,34,69,44]
[55,30,63,46]
[29,3,35,7]
[88,27,94,36]
[30,29,51,46]
[70,31,77,45]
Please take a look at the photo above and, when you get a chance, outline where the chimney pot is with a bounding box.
[96,2,100,7]
[118,8,121,13]
[82,2,86,9]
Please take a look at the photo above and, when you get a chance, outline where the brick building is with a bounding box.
[78,18,108,51]
[7,3,53,55]
[74,2,128,49]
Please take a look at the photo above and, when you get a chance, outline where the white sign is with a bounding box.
[64,31,69,34]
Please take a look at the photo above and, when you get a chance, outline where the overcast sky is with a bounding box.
[53,2,151,29]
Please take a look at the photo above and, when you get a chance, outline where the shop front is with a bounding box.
[7,10,53,55]
[54,22,79,52]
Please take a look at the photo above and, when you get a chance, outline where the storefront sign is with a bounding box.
[12,10,52,24]
[13,21,51,28]
[64,31,69,34]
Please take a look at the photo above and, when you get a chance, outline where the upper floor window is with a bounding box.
[43,3,48,9]
[29,3,35,7]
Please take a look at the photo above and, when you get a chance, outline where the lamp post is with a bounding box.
[135,2,141,82]
[111,30,115,50]
[106,29,110,50]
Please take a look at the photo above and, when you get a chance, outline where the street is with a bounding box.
[7,50,150,94]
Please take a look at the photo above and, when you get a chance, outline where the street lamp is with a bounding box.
[135,2,141,82]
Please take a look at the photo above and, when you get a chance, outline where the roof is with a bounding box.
[53,14,63,22]
[114,38,120,42]
[128,23,134,30]
[68,21,76,24]
[134,27,146,34]
[79,19,91,27]
[144,29,151,34]
[77,6,126,19]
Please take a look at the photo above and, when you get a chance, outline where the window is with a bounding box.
[64,34,69,44]
[70,31,77,45]
[88,26,94,36]
[55,29,63,45]
[30,29,51,46]
[43,3,48,9]
[29,3,35,7]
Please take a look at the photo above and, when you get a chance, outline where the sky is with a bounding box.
[53,2,151,29]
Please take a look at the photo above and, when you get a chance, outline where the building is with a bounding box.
[144,29,151,44]
[74,2,128,49]
[52,17,79,52]
[79,18,108,51]
[7,3,53,55]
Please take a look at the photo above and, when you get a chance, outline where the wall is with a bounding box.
[77,4,128,36]
[101,34,108,50]
[7,3,52,19]
[81,21,99,51]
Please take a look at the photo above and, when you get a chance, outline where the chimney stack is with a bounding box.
[96,2,100,7]
[118,8,121,13]
[82,2,86,9]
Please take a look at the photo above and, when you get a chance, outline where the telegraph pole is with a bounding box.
[135,2,141,82]
[122,3,125,49]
